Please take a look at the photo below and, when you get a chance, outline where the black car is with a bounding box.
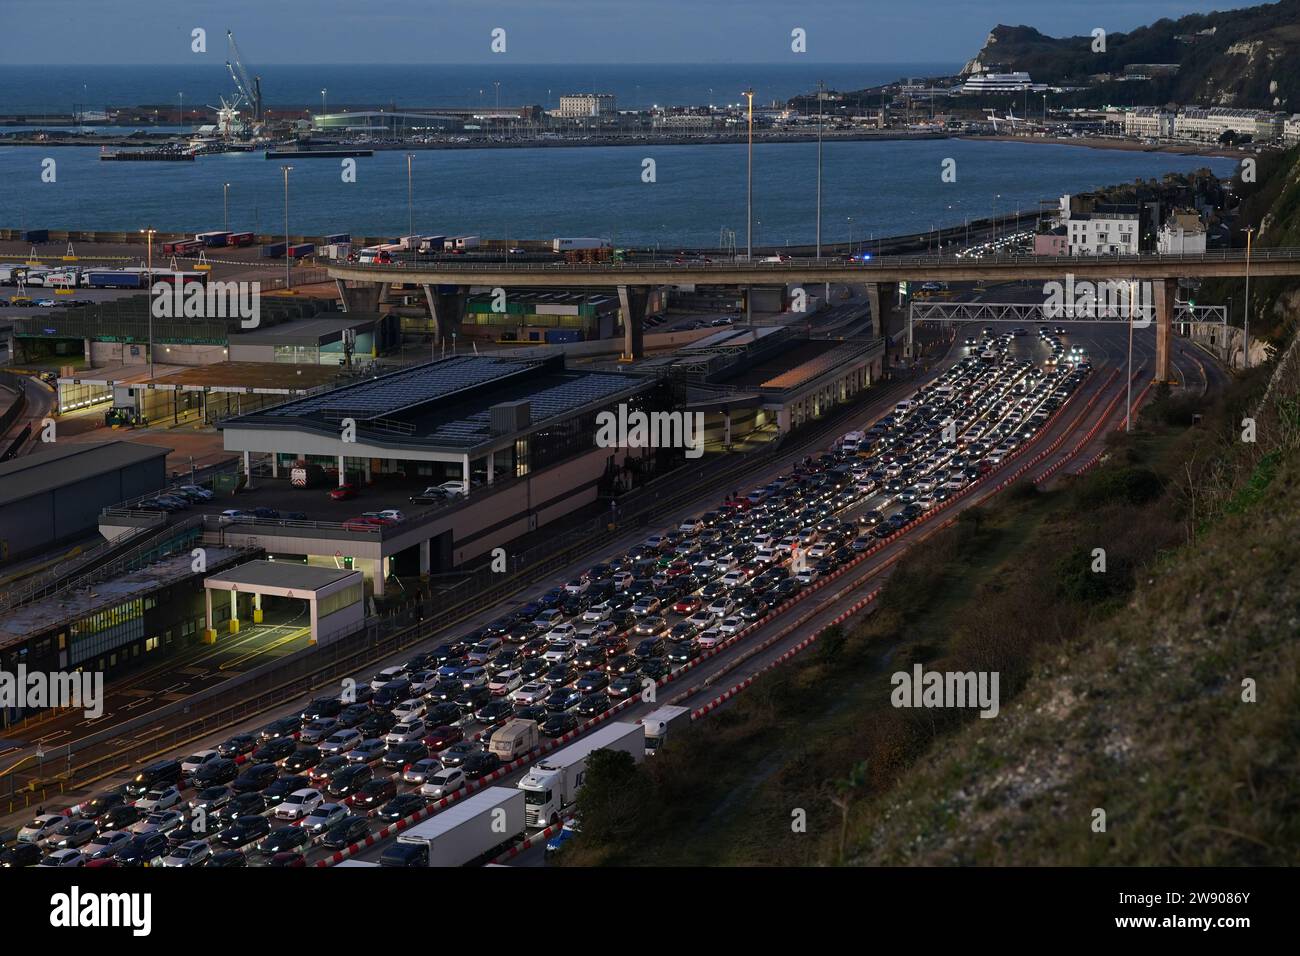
[382,740,429,772]
[231,763,280,794]
[257,825,312,856]
[378,793,428,822]
[357,711,399,738]
[115,832,170,866]
[372,679,413,710]
[99,805,143,832]
[216,734,258,759]
[217,815,272,849]
[515,703,549,724]
[542,664,576,687]
[335,703,372,728]
[574,692,611,717]
[189,785,232,816]
[540,713,579,737]
[739,599,770,621]
[666,639,699,663]
[260,716,302,742]
[429,641,469,664]
[520,657,550,681]
[125,759,183,798]
[253,737,298,763]
[641,658,671,680]
[608,675,642,699]
[0,842,44,868]
[208,849,248,868]
[474,699,514,727]
[192,757,239,787]
[439,741,479,768]
[634,637,666,660]
[426,678,464,703]
[300,696,345,722]
[81,791,130,825]
[544,687,583,713]
[607,654,640,676]
[575,670,609,693]
[351,778,398,812]
[425,701,463,728]
[454,686,491,715]
[171,815,229,844]
[322,815,371,850]
[283,747,322,774]
[574,646,606,670]
[326,764,373,799]
[223,792,268,819]
[462,751,503,781]
[263,775,311,803]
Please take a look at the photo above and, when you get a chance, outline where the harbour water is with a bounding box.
[0,138,1237,246]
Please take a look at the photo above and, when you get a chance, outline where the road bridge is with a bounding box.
[328,247,1300,379]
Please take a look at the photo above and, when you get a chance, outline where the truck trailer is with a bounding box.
[380,787,525,867]
[641,705,691,755]
[489,720,538,762]
[517,721,645,827]
[551,237,609,253]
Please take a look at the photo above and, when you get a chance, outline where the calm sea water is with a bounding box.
[0,138,1235,247]
[0,63,957,115]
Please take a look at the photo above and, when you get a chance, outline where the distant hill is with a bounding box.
[963,0,1300,110]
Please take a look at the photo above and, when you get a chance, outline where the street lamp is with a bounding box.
[321,88,327,119]
[847,216,854,255]
[223,182,231,232]
[743,87,754,325]
[1243,226,1254,369]
[280,165,293,291]
[406,153,415,237]
[816,80,824,260]
[140,228,156,375]
[178,91,184,128]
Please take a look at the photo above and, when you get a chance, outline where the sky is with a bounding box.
[4,0,1269,64]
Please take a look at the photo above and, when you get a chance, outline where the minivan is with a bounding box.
[124,760,183,799]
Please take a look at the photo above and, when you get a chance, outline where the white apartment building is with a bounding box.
[1067,207,1141,256]
[1157,211,1207,254]
[557,93,616,118]
[1286,114,1300,146]
[960,72,1036,94]
[1173,107,1285,142]
[1124,108,1175,139]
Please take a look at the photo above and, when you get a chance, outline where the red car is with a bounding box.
[342,516,381,531]
[329,484,358,501]
[672,595,702,615]
[269,852,306,867]
[421,725,464,752]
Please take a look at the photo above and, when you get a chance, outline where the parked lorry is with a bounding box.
[260,242,288,259]
[517,721,645,827]
[287,242,315,258]
[446,235,480,252]
[226,232,255,247]
[551,237,608,253]
[195,231,231,247]
[380,787,524,867]
[641,705,691,756]
[489,720,538,762]
[323,232,351,245]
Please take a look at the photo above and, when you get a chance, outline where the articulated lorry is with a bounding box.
[380,787,524,867]
[517,721,644,827]
[641,705,691,755]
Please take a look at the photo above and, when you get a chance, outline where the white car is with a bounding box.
[678,518,702,535]
[420,767,466,799]
[466,638,503,663]
[274,788,324,820]
[794,567,820,586]
[545,623,577,642]
[695,628,726,649]
[162,841,210,867]
[181,749,221,777]
[384,720,427,746]
[543,640,576,663]
[489,669,523,696]
[135,786,182,813]
[369,666,408,691]
[706,597,735,617]
[37,848,85,867]
[375,509,405,522]
[300,803,349,834]
[718,616,745,636]
[563,578,589,595]
[718,571,747,589]
[436,480,468,497]
[320,728,363,755]
[509,682,550,706]
[217,509,246,524]
[390,698,427,723]
[687,610,715,629]
[582,602,612,623]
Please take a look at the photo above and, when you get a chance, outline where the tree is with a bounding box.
[572,748,644,847]
[829,760,870,864]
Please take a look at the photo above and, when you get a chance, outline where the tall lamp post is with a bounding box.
[280,165,293,291]
[743,87,754,324]
[140,228,156,375]
[406,154,415,238]
[321,88,327,119]
[223,182,231,233]
[815,80,824,260]
[1243,226,1254,369]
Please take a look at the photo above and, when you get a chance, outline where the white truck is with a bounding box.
[443,235,480,252]
[551,237,608,253]
[380,787,525,867]
[641,705,691,756]
[517,721,645,828]
[489,719,538,762]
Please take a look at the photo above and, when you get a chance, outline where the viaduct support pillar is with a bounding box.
[336,280,384,315]
[618,285,649,362]
[865,281,898,343]
[1153,278,1177,384]
[424,285,467,349]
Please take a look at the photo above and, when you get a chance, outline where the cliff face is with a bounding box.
[961,1,1300,110]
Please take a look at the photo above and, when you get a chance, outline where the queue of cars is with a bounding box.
[0,330,1087,868]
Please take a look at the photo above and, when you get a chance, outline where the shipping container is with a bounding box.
[261,242,288,259]
[287,242,316,258]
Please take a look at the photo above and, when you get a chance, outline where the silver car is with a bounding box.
[162,840,211,867]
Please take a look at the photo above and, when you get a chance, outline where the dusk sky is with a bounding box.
[5,0,1268,64]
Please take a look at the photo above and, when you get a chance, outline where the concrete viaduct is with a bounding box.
[327,247,1300,382]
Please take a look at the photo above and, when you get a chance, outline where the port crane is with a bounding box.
[225,30,262,122]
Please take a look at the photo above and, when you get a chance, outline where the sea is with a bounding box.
[0,64,1239,246]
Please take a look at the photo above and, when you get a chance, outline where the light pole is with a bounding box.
[847,216,853,255]
[223,182,230,232]
[494,81,500,110]
[743,88,754,259]
[280,165,293,291]
[1243,226,1254,369]
[816,80,824,260]
[140,228,156,375]
[1126,278,1135,432]
[406,153,415,237]
[178,91,184,128]
[321,88,327,119]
